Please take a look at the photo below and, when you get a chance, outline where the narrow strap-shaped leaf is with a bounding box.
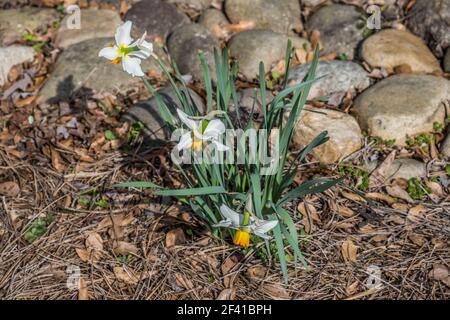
[250,173,263,219]
[259,62,268,129]
[155,186,227,197]
[113,181,162,189]
[142,79,175,126]
[269,213,289,284]
[278,177,343,207]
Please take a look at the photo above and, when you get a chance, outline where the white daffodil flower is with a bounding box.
[98,21,153,77]
[213,203,278,247]
[176,109,228,152]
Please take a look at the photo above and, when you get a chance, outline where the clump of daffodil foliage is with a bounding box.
[106,21,341,282]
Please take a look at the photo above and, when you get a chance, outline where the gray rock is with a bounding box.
[125,0,190,42]
[55,9,122,49]
[291,107,363,163]
[228,30,309,80]
[167,0,212,10]
[287,60,370,101]
[122,86,205,142]
[353,74,449,145]
[229,88,273,125]
[224,0,303,34]
[444,48,450,73]
[407,0,450,57]
[167,24,218,82]
[36,38,166,108]
[0,45,35,86]
[361,29,441,74]
[386,159,427,180]
[0,8,59,44]
[198,8,230,39]
[306,4,366,60]
[440,131,450,158]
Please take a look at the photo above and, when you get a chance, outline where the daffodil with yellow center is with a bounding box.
[99,21,153,77]
[232,211,251,246]
[176,109,228,153]
[213,197,278,248]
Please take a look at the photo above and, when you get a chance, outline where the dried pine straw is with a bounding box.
[0,147,448,300]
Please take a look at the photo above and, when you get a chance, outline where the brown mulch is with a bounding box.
[0,138,449,299]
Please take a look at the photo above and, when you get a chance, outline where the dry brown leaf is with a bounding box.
[51,148,65,173]
[407,204,427,224]
[216,288,236,300]
[309,29,322,50]
[408,233,427,247]
[0,181,20,197]
[222,254,239,288]
[86,232,103,251]
[78,277,89,300]
[14,96,36,108]
[337,205,356,218]
[342,239,358,263]
[262,283,290,300]
[76,232,104,262]
[119,0,129,15]
[175,272,194,290]
[391,202,409,211]
[386,185,414,203]
[295,47,307,64]
[223,20,255,35]
[97,213,135,231]
[425,180,444,197]
[318,52,337,61]
[366,192,396,205]
[246,265,267,280]
[430,263,449,280]
[113,241,139,256]
[165,228,186,248]
[346,280,359,295]
[341,191,366,203]
[113,266,140,285]
[75,248,100,262]
[369,151,396,188]
[298,201,320,222]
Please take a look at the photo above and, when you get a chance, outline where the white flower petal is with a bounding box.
[212,220,233,228]
[245,194,253,215]
[219,204,242,227]
[176,109,197,130]
[98,46,119,60]
[253,220,278,234]
[139,40,153,55]
[212,140,229,151]
[176,132,193,150]
[129,51,150,59]
[203,119,225,139]
[253,231,272,240]
[115,21,133,46]
[122,56,144,77]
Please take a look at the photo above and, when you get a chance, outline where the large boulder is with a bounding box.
[228,30,309,80]
[37,38,167,109]
[55,9,122,49]
[292,107,363,163]
[353,75,449,145]
[124,0,190,42]
[407,0,450,57]
[224,0,302,34]
[305,4,365,60]
[287,60,371,101]
[167,24,219,82]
